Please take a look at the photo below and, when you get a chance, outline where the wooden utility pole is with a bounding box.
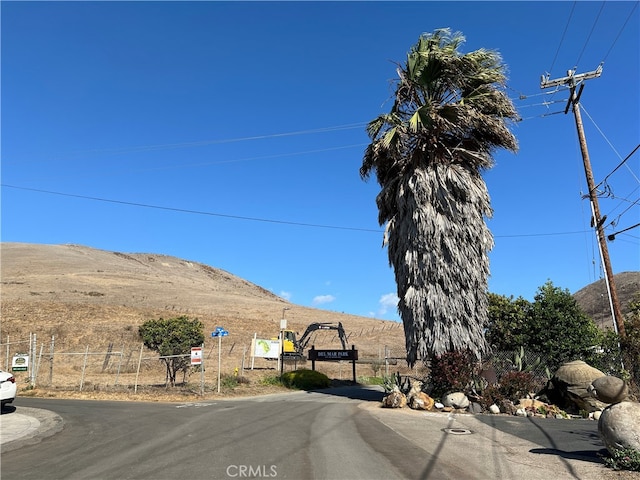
[540,65,626,338]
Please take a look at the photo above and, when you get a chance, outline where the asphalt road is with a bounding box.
[1,386,611,480]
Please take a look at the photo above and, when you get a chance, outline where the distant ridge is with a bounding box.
[0,242,285,314]
[573,271,640,329]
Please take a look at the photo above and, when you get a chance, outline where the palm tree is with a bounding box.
[360,29,519,367]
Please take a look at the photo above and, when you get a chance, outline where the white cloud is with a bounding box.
[312,294,336,305]
[378,293,399,315]
[279,291,292,301]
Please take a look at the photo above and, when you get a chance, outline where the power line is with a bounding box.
[55,122,369,158]
[15,143,369,183]
[607,194,640,230]
[575,1,605,68]
[548,1,577,75]
[1,184,381,233]
[596,144,640,190]
[2,183,594,239]
[580,104,640,186]
[607,222,640,241]
[602,1,639,63]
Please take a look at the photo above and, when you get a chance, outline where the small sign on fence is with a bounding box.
[12,353,29,372]
[190,347,203,366]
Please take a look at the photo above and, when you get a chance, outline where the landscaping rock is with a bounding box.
[541,360,607,413]
[441,392,470,409]
[588,375,629,404]
[408,391,435,411]
[517,398,547,411]
[598,401,640,454]
[382,386,407,408]
[499,399,518,416]
[489,404,500,414]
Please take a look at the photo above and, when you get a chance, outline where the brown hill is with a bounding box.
[573,271,640,330]
[1,243,407,388]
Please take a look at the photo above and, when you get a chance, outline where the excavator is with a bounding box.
[280,322,348,359]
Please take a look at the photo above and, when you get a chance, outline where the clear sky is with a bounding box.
[2,1,639,322]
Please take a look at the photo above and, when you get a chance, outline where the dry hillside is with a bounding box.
[573,271,640,330]
[1,243,408,390]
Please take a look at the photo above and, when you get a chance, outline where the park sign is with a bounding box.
[308,348,358,361]
[252,338,281,359]
[308,346,358,384]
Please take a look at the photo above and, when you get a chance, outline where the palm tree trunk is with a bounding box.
[386,164,491,365]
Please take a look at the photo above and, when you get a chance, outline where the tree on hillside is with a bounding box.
[360,29,519,366]
[139,316,204,387]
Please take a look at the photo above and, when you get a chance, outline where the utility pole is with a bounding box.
[540,65,626,338]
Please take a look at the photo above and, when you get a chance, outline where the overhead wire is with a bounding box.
[574,1,606,68]
[1,183,595,239]
[548,1,577,76]
[602,1,639,63]
[5,122,370,164]
[594,143,640,190]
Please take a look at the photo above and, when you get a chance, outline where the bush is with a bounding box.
[281,369,331,390]
[601,447,640,471]
[220,374,249,389]
[478,384,505,410]
[498,371,541,401]
[260,375,284,386]
[429,350,479,397]
[358,376,384,386]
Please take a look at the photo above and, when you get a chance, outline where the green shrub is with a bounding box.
[260,375,283,386]
[601,447,640,471]
[220,374,238,389]
[281,369,331,390]
[359,376,384,386]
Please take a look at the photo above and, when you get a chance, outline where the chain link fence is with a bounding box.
[1,333,411,392]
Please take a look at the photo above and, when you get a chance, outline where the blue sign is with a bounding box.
[212,326,229,337]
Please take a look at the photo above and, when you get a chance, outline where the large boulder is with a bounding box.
[588,376,629,404]
[598,401,640,454]
[441,392,470,410]
[541,360,607,413]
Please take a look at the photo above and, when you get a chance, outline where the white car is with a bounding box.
[0,370,17,407]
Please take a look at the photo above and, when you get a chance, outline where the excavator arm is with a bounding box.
[296,322,348,354]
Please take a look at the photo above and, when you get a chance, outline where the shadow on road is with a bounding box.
[308,384,385,402]
[530,447,608,464]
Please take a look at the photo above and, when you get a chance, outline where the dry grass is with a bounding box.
[1,243,412,396]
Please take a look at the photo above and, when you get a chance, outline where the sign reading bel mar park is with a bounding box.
[308,348,358,361]
[307,346,359,384]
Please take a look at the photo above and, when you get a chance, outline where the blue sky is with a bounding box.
[2,1,639,322]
